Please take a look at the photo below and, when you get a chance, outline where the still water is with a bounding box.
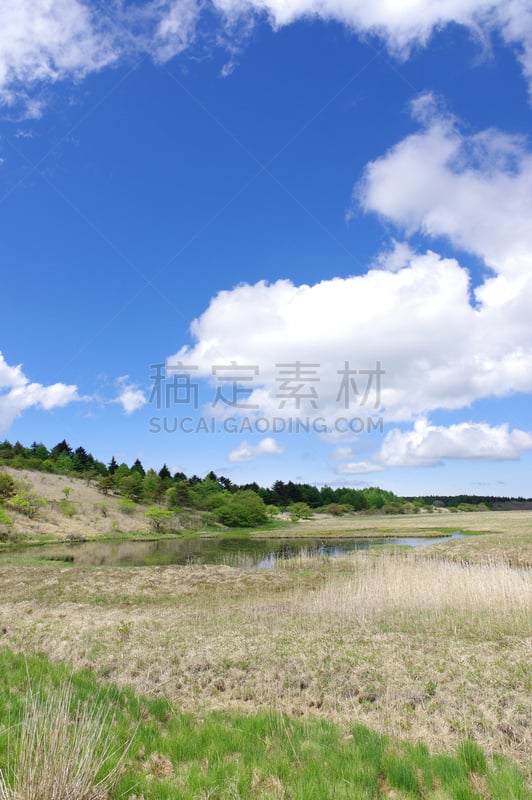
[18,532,465,568]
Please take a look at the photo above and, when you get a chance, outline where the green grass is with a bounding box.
[0,649,528,800]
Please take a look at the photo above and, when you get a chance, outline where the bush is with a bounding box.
[382,503,404,515]
[119,498,136,515]
[96,476,114,495]
[289,502,314,521]
[59,499,77,517]
[0,473,16,504]
[10,493,47,519]
[322,503,351,516]
[94,502,108,518]
[144,507,174,532]
[457,503,482,512]
[0,507,12,541]
[213,491,268,527]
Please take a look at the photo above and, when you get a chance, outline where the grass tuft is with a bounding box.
[0,681,130,800]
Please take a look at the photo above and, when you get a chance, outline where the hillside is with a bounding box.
[0,468,179,544]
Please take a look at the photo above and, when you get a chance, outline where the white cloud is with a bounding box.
[113,377,147,415]
[335,419,532,472]
[382,419,532,466]
[358,93,532,280]
[0,350,80,433]
[212,0,532,91]
[370,240,417,273]
[331,445,355,460]
[0,0,117,115]
[335,459,384,475]
[170,249,530,423]
[169,98,532,460]
[152,0,203,61]
[3,0,532,116]
[228,436,285,462]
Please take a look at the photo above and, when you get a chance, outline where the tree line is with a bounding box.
[1,439,526,528]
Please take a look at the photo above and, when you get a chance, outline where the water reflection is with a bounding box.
[10,532,465,568]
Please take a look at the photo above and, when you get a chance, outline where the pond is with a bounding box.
[13,532,465,568]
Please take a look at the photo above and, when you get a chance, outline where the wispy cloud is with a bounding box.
[228,436,285,462]
[3,0,532,117]
[113,376,147,415]
[0,350,80,433]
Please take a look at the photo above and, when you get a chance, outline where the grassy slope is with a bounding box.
[0,468,196,544]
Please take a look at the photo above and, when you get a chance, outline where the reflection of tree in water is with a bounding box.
[11,533,464,568]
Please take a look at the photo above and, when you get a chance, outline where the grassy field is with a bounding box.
[2,650,529,800]
[277,510,532,567]
[0,496,530,797]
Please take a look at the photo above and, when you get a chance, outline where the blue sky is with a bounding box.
[1,0,532,495]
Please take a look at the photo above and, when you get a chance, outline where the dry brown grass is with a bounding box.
[302,554,530,627]
[280,509,532,567]
[0,468,171,543]
[0,549,530,775]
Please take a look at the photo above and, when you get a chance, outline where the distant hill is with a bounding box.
[0,468,184,544]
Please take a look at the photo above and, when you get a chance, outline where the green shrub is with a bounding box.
[94,502,108,518]
[213,491,268,527]
[322,503,352,516]
[382,503,404,515]
[119,498,136,515]
[10,492,47,519]
[288,501,314,521]
[59,499,77,517]
[144,507,174,532]
[0,473,16,504]
[0,507,12,526]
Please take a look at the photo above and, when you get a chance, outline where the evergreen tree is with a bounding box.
[50,439,73,459]
[131,458,145,477]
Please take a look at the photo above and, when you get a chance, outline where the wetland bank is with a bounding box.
[1,511,531,796]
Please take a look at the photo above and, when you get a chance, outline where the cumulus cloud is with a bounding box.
[359,92,532,279]
[169,98,532,476]
[3,0,532,115]
[380,420,532,466]
[0,351,80,433]
[113,377,147,415]
[169,248,531,423]
[228,436,285,462]
[334,420,532,472]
